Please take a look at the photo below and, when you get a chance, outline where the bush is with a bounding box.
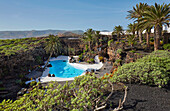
[121,40,125,43]
[99,56,104,61]
[117,49,122,54]
[78,53,83,61]
[116,42,119,44]
[110,50,170,87]
[163,44,170,50]
[130,50,136,53]
[115,59,122,63]
[108,39,114,47]
[29,81,37,87]
[90,58,94,63]
[0,74,126,110]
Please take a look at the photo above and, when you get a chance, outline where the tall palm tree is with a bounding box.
[83,29,95,51]
[127,2,148,43]
[113,25,123,41]
[44,35,61,69]
[139,3,170,51]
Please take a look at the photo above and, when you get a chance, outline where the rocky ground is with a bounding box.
[107,83,170,111]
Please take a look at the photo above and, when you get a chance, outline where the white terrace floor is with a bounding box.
[38,55,103,83]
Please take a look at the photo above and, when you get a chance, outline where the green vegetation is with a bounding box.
[127,23,137,36]
[163,44,170,50]
[117,49,122,54]
[30,81,37,87]
[130,50,136,53]
[127,2,170,51]
[90,58,94,63]
[126,35,136,47]
[43,35,61,69]
[112,25,123,41]
[0,74,126,110]
[110,50,170,87]
[0,37,46,57]
[108,39,114,47]
[82,29,101,52]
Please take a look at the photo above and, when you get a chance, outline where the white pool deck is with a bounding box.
[38,55,103,83]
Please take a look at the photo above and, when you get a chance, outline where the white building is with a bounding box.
[100,32,112,35]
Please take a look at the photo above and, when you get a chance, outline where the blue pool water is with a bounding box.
[49,60,85,78]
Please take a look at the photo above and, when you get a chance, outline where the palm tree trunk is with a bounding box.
[146,31,150,49]
[43,51,53,70]
[139,30,142,43]
[88,41,91,51]
[154,25,161,51]
[118,33,120,41]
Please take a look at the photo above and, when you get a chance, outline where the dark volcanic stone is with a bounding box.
[107,84,170,111]
[47,64,52,67]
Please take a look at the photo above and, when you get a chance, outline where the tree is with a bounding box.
[139,3,170,51]
[127,23,137,36]
[44,35,61,69]
[94,31,101,48]
[127,2,148,43]
[113,25,123,41]
[83,29,95,51]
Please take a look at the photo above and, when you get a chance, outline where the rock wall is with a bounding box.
[0,46,47,78]
[0,37,83,79]
[107,41,148,65]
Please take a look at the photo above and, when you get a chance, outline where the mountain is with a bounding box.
[0,30,84,39]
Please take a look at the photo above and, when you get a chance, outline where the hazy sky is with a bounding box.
[0,0,169,31]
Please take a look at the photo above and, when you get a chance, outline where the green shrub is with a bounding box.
[85,45,88,51]
[108,39,114,47]
[117,49,122,54]
[163,44,170,50]
[90,58,94,62]
[110,50,170,87]
[116,42,119,44]
[0,74,124,110]
[15,79,22,84]
[35,56,42,64]
[78,53,83,61]
[29,81,37,87]
[83,50,86,53]
[130,50,136,53]
[115,59,122,63]
[121,40,125,43]
[99,56,104,61]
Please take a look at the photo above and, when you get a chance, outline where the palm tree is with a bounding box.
[127,2,148,43]
[44,35,61,69]
[127,23,137,36]
[145,27,152,50]
[83,29,95,51]
[93,31,101,48]
[113,25,123,41]
[139,3,170,51]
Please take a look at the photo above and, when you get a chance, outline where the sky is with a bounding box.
[0,0,169,31]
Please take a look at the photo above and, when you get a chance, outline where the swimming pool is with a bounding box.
[49,60,85,78]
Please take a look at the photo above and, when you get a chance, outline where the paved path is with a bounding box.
[25,70,43,79]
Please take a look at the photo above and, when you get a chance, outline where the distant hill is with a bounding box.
[0,30,84,39]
